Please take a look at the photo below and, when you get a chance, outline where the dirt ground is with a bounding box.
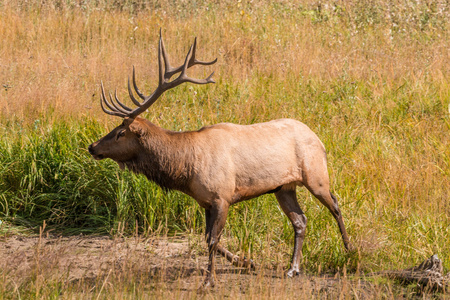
[0,234,429,298]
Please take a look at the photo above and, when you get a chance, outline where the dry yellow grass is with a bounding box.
[1,0,448,121]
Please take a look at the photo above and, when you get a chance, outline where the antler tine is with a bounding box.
[109,90,131,114]
[203,71,216,84]
[178,44,194,81]
[158,35,165,87]
[190,37,218,67]
[131,66,146,100]
[125,35,168,119]
[114,89,133,112]
[164,36,217,80]
[128,76,143,107]
[100,82,119,112]
[101,98,126,117]
[176,44,216,86]
[100,82,127,117]
[159,31,176,79]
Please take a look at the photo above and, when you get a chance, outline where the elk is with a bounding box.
[88,32,351,288]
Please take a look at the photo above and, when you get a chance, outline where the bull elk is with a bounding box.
[88,32,351,288]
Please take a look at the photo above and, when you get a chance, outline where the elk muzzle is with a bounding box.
[88,142,104,160]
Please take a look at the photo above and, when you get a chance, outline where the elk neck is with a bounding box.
[122,118,197,193]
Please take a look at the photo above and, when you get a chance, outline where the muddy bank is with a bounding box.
[0,235,444,298]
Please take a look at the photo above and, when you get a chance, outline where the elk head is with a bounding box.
[88,31,217,167]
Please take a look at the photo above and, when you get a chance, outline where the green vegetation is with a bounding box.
[0,0,449,297]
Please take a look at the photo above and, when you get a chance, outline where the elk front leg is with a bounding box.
[202,200,229,288]
[275,188,307,277]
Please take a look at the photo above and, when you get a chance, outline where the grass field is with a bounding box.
[0,0,449,298]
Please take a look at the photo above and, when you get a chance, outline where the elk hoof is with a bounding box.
[286,268,300,278]
[231,256,257,270]
[198,277,215,291]
[242,258,257,270]
[345,242,356,253]
[247,259,257,270]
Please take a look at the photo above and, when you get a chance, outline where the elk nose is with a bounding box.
[88,144,95,155]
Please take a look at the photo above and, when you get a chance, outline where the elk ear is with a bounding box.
[129,121,145,138]
[122,117,134,127]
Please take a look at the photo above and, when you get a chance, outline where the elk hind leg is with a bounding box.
[305,182,350,251]
[275,186,307,277]
[217,245,256,270]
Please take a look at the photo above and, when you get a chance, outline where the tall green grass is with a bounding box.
[0,118,207,234]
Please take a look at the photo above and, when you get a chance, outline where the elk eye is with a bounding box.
[116,130,126,140]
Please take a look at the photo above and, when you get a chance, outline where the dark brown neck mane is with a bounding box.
[121,120,196,193]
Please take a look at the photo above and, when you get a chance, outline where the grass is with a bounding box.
[0,0,449,297]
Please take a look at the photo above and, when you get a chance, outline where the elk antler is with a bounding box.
[100,30,217,119]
